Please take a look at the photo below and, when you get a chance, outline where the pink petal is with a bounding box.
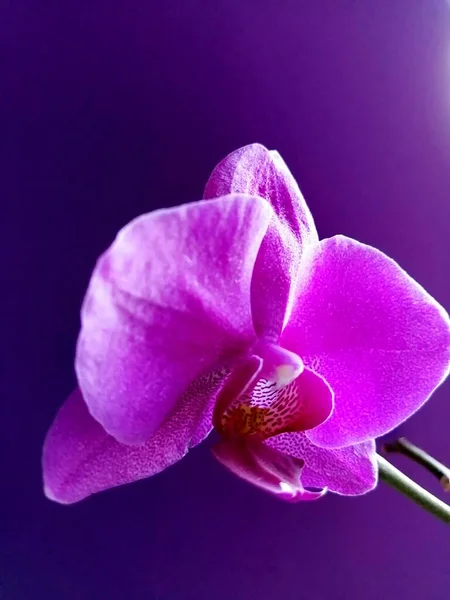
[44,370,227,504]
[268,433,377,496]
[291,367,334,431]
[76,194,273,444]
[204,144,319,339]
[204,144,317,244]
[282,235,450,448]
[212,438,326,502]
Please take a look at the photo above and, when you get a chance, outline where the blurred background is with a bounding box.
[1,1,450,598]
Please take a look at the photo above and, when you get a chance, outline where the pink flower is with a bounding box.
[43,144,450,504]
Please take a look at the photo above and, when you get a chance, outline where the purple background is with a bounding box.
[2,1,450,598]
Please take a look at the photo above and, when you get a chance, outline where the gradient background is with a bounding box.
[2,1,450,599]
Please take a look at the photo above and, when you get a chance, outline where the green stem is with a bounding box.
[377,455,450,524]
[382,437,450,491]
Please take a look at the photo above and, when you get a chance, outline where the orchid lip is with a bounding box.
[212,437,327,503]
[213,344,306,440]
[209,344,335,500]
[212,343,334,447]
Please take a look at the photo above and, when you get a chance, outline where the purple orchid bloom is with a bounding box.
[43,144,450,504]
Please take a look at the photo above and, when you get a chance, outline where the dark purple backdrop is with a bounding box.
[2,1,450,599]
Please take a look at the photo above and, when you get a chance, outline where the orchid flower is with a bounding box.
[43,144,450,507]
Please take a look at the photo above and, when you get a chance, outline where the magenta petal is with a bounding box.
[212,439,326,502]
[293,367,334,431]
[44,371,227,503]
[282,235,450,448]
[76,194,273,444]
[204,144,317,244]
[268,433,377,496]
[204,144,319,338]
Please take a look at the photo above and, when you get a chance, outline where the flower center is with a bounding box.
[221,403,269,438]
[211,344,332,502]
[220,379,301,440]
[213,343,306,442]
